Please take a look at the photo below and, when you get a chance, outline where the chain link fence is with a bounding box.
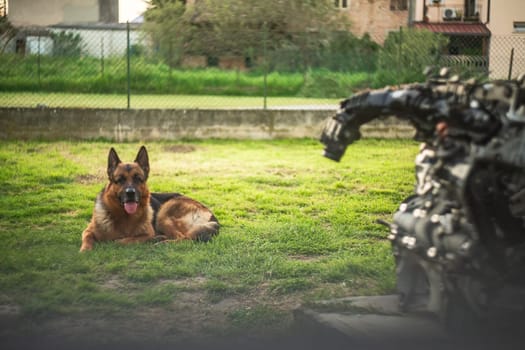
[489,35,525,80]
[0,24,522,109]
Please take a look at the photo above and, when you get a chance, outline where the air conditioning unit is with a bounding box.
[443,8,458,19]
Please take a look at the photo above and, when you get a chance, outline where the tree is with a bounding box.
[143,0,351,68]
[142,0,188,66]
[374,28,449,86]
[0,16,17,54]
[51,31,83,57]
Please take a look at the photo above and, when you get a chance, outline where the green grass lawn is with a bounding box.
[0,92,340,109]
[0,138,418,342]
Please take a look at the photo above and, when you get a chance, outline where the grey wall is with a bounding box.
[0,108,414,141]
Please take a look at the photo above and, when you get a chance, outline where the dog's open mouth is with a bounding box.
[123,201,138,215]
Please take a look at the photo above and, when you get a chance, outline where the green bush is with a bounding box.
[376,28,448,84]
[51,31,83,57]
[300,69,371,98]
[320,32,380,72]
[265,31,379,73]
[1,25,491,99]
[0,28,454,98]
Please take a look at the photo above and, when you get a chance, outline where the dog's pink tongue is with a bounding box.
[124,202,138,215]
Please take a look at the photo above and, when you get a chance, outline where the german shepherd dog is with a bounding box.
[80,146,219,252]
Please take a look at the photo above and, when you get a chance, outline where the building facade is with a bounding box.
[412,0,524,78]
[7,0,118,27]
[337,0,411,43]
[485,0,525,78]
[3,0,141,58]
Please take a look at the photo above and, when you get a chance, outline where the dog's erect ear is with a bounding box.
[135,146,150,180]
[107,147,121,181]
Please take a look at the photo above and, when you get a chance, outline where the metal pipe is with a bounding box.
[509,48,514,80]
[485,0,491,24]
[127,21,130,110]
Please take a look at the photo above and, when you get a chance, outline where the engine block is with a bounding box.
[320,68,525,327]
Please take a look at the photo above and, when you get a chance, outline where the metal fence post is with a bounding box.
[398,27,403,81]
[100,36,104,77]
[37,34,41,88]
[508,47,514,80]
[127,21,131,109]
[169,40,173,78]
[263,24,268,110]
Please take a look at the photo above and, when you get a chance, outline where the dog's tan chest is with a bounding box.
[93,200,154,240]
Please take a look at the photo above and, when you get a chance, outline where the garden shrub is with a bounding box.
[51,31,83,57]
[377,28,448,84]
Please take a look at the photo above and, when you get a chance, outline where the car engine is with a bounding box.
[320,68,525,328]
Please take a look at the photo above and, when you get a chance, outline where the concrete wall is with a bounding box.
[0,108,415,142]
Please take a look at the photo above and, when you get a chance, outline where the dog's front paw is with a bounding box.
[79,245,92,252]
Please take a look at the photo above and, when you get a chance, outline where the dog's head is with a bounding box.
[106,146,150,215]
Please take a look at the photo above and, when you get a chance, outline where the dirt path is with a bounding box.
[0,293,310,350]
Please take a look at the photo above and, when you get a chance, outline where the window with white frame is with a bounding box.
[335,0,349,9]
[514,22,525,33]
